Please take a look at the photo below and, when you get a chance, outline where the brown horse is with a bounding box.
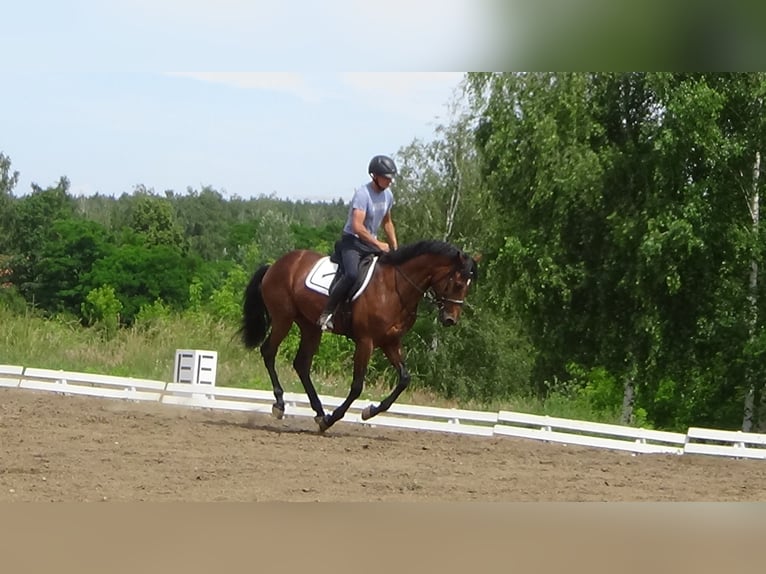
[240,240,479,432]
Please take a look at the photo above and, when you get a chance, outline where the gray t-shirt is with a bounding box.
[342,182,394,238]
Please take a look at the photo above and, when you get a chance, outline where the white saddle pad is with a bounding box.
[304,256,378,301]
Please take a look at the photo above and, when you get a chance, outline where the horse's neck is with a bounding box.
[394,255,445,295]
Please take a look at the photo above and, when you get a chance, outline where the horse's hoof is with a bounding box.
[315,415,330,433]
[272,405,285,420]
[361,405,375,421]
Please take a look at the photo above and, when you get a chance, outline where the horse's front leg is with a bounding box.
[293,322,326,425]
[361,342,410,421]
[317,338,373,432]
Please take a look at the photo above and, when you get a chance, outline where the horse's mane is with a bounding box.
[379,240,478,279]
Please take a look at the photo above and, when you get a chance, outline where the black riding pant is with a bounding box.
[327,234,377,307]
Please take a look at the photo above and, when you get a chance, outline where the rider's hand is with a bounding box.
[378,241,391,253]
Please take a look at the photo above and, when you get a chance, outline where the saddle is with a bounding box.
[304,253,378,300]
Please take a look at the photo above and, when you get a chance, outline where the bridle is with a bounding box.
[394,265,469,309]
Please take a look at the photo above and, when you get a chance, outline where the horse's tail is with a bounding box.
[240,264,271,349]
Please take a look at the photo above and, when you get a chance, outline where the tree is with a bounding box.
[83,243,199,323]
[254,209,295,263]
[467,72,766,430]
[173,186,230,260]
[468,73,610,392]
[127,189,186,251]
[395,101,499,252]
[389,97,536,402]
[6,177,78,304]
[81,284,123,338]
[29,218,112,314]
[0,152,20,256]
[742,150,762,431]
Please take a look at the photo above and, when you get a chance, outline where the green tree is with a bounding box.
[83,243,199,323]
[29,218,112,314]
[469,72,608,392]
[127,187,186,250]
[207,265,250,323]
[290,221,341,254]
[254,209,295,263]
[6,177,78,304]
[0,153,20,255]
[396,112,499,253]
[468,72,766,430]
[173,186,230,260]
[81,284,123,337]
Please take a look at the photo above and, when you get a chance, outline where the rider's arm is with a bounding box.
[351,209,389,252]
[381,211,397,251]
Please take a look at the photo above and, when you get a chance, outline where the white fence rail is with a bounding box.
[684,427,766,459]
[495,411,687,455]
[2,364,765,460]
[19,367,166,402]
[0,364,23,388]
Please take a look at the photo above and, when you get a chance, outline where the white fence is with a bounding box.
[1,363,765,460]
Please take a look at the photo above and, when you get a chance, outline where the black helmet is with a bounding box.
[368,155,397,179]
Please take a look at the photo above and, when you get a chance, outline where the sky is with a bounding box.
[3,2,762,204]
[0,0,502,203]
[2,71,467,202]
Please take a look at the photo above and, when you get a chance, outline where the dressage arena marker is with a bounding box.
[2,363,766,459]
[173,349,218,386]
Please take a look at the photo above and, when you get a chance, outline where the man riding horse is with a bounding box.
[241,153,479,432]
[317,154,399,332]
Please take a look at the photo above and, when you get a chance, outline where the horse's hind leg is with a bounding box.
[293,322,325,424]
[361,342,410,420]
[260,315,293,419]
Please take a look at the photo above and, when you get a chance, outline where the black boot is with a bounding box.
[318,279,350,331]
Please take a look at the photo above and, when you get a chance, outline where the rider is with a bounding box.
[317,154,399,331]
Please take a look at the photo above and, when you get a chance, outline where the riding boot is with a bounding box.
[318,279,350,331]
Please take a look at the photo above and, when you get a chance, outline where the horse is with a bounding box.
[240,239,479,432]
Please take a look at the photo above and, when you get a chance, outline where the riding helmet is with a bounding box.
[368,155,398,179]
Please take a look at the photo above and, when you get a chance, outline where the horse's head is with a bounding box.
[381,240,480,327]
[429,250,479,327]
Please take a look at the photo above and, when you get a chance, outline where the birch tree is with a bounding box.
[467,72,766,430]
[742,151,760,431]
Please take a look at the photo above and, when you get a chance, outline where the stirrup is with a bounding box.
[318,313,334,331]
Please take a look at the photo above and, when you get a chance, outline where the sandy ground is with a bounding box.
[1,387,765,502]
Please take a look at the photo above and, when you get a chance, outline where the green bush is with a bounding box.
[0,286,27,314]
[81,285,122,338]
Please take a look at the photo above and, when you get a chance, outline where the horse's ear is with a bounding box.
[468,252,480,281]
[458,250,480,281]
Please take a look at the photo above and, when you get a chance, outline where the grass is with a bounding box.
[0,305,626,424]
[0,306,451,405]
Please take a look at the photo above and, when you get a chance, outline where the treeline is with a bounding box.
[0,171,345,327]
[2,72,766,433]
